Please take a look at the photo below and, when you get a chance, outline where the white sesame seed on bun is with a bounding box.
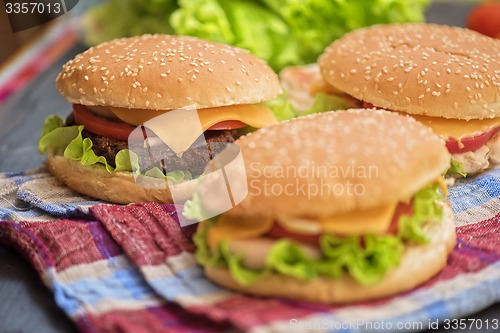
[56,34,281,111]
[319,24,500,120]
[207,109,451,220]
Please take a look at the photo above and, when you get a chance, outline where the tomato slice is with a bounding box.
[363,101,376,109]
[466,3,500,38]
[73,104,135,141]
[446,127,500,154]
[207,120,247,130]
[267,222,320,246]
[74,104,248,141]
[386,201,413,235]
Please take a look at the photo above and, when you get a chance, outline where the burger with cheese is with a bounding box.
[318,23,500,176]
[186,109,455,303]
[38,34,280,204]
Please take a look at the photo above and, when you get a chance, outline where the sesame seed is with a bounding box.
[84,75,89,81]
[157,93,162,99]
[161,73,167,78]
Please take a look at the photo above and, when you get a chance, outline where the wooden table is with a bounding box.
[0,2,499,332]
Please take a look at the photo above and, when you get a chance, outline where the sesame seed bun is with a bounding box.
[204,109,450,220]
[319,24,500,120]
[205,204,456,304]
[46,151,196,204]
[56,34,280,111]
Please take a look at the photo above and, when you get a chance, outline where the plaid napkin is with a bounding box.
[0,168,499,333]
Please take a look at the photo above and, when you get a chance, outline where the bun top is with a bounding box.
[215,109,450,219]
[56,34,280,110]
[319,24,500,120]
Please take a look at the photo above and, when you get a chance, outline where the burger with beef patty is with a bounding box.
[38,34,281,204]
[318,23,500,176]
[186,109,454,304]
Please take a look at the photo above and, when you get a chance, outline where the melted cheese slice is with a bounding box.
[207,177,448,246]
[408,114,500,140]
[319,203,397,235]
[279,203,398,237]
[207,215,274,251]
[108,104,277,154]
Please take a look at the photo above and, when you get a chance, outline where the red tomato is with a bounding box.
[73,104,134,140]
[207,120,247,130]
[386,201,413,235]
[267,222,320,246]
[74,104,248,141]
[467,3,500,38]
[363,101,376,109]
[446,127,500,154]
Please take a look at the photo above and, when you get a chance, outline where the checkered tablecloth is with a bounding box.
[0,168,499,332]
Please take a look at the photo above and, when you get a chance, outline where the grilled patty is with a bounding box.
[82,129,241,177]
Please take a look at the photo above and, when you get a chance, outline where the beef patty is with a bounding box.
[82,129,241,177]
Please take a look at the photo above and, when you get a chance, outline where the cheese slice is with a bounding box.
[320,203,397,235]
[408,114,500,141]
[207,215,274,251]
[109,104,277,154]
[207,177,446,247]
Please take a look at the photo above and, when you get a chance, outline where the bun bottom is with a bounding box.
[46,153,196,204]
[204,206,456,304]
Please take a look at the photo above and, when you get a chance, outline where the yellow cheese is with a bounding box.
[108,104,276,128]
[207,215,274,251]
[276,203,397,237]
[207,177,447,246]
[109,104,277,154]
[435,176,449,196]
[319,203,397,236]
[402,114,500,141]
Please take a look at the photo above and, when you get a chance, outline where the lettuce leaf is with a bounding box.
[82,0,429,71]
[445,160,467,178]
[266,239,318,281]
[398,183,445,244]
[300,93,349,117]
[264,94,298,121]
[220,241,264,285]
[39,115,192,182]
[81,0,177,46]
[195,182,443,285]
[183,191,211,221]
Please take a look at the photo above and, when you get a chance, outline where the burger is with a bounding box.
[186,109,455,303]
[318,23,500,176]
[38,34,281,204]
